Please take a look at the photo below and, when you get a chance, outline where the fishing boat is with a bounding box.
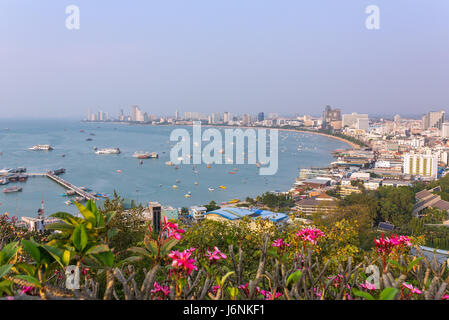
[133,151,157,159]
[3,186,22,193]
[28,144,53,151]
[208,187,214,192]
[95,148,120,155]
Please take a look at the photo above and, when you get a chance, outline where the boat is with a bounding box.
[116,170,122,173]
[86,138,93,141]
[93,146,98,151]
[194,182,198,186]
[219,186,226,190]
[18,175,28,182]
[172,185,178,189]
[208,187,214,192]
[0,178,9,185]
[133,151,158,159]
[228,199,239,204]
[28,144,53,151]
[3,186,22,193]
[228,171,236,174]
[95,148,121,155]
[184,193,191,198]
[65,200,72,206]
[62,190,76,197]
[207,164,211,168]
[51,168,65,176]
[165,161,174,166]
[74,196,86,202]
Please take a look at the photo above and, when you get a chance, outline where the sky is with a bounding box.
[0,0,448,119]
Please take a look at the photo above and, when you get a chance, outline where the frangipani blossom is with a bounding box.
[205,247,227,261]
[168,249,198,275]
[360,281,377,291]
[296,227,325,245]
[150,281,170,300]
[402,282,422,294]
[272,238,290,248]
[162,216,185,240]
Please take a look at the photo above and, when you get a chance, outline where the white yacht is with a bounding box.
[28,144,53,151]
[95,148,121,155]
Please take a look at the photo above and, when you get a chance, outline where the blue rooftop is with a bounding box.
[205,207,288,223]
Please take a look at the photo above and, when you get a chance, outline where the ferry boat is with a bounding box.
[3,186,22,193]
[133,151,158,159]
[28,144,53,151]
[95,148,120,155]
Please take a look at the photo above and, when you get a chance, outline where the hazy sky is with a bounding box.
[1,0,448,119]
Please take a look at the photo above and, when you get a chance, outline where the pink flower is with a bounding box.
[272,238,290,248]
[360,281,377,291]
[402,282,422,294]
[21,286,33,295]
[313,287,322,298]
[296,227,325,245]
[168,249,198,275]
[259,289,283,300]
[150,281,170,299]
[205,247,227,261]
[211,285,220,294]
[441,294,449,300]
[162,216,185,240]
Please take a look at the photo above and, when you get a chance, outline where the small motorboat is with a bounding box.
[208,187,214,192]
[194,182,198,186]
[219,186,226,190]
[184,193,191,198]
[172,185,178,189]
[3,186,22,193]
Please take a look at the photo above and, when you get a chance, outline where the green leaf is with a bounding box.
[407,257,424,272]
[0,241,19,264]
[161,238,179,256]
[93,251,114,268]
[72,225,88,252]
[41,244,71,267]
[13,263,35,276]
[107,228,119,240]
[144,236,158,256]
[387,259,405,272]
[22,240,41,263]
[50,211,84,226]
[14,275,42,288]
[379,287,398,300]
[45,222,75,232]
[128,247,152,258]
[352,288,375,300]
[74,202,96,225]
[116,256,143,266]
[85,244,110,256]
[0,264,13,279]
[286,270,303,288]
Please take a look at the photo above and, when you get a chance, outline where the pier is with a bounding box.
[27,172,98,201]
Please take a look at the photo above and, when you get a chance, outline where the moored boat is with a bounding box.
[28,144,53,151]
[3,186,22,193]
[95,148,120,155]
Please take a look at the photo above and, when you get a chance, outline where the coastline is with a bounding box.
[84,120,361,150]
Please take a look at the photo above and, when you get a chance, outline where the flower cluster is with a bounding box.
[150,281,170,299]
[296,227,325,245]
[168,248,198,275]
[259,289,283,300]
[374,234,412,255]
[272,238,290,248]
[360,281,377,291]
[205,246,227,262]
[162,216,185,240]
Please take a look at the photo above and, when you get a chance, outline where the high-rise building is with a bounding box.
[422,111,445,130]
[223,112,230,123]
[242,114,251,126]
[442,123,449,138]
[175,110,179,120]
[258,112,264,122]
[403,153,438,179]
[342,113,369,128]
[131,105,139,121]
[356,118,369,131]
[322,105,341,129]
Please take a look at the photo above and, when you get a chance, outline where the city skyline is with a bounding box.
[1,1,448,119]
